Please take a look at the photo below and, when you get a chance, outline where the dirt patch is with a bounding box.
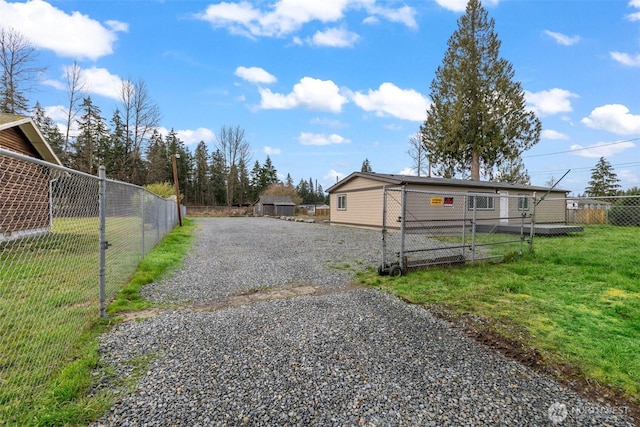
[425,304,639,424]
[116,284,321,322]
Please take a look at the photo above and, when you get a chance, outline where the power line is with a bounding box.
[523,136,640,159]
[528,161,640,176]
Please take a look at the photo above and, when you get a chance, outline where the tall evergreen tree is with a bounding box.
[495,156,530,185]
[421,0,541,180]
[106,108,129,180]
[285,173,294,188]
[235,158,251,205]
[261,156,279,188]
[250,160,263,201]
[71,97,108,175]
[361,158,372,173]
[146,129,170,184]
[296,178,310,204]
[585,157,620,197]
[210,149,228,205]
[193,141,210,205]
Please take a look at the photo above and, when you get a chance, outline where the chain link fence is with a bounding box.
[380,188,533,276]
[380,188,640,276]
[0,147,182,422]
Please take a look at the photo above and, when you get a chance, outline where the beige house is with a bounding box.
[326,172,569,231]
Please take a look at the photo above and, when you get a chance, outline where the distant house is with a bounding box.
[253,195,296,216]
[0,113,62,241]
[326,172,570,231]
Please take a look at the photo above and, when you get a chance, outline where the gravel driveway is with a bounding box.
[93,217,634,426]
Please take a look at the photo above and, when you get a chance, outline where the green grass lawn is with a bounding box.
[361,225,640,404]
[0,217,194,426]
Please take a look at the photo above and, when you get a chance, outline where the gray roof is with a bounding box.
[327,172,569,194]
[255,195,296,206]
[0,113,62,165]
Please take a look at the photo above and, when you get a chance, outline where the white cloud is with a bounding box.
[367,5,417,29]
[541,129,569,140]
[628,0,640,20]
[619,170,639,184]
[42,65,123,100]
[0,0,126,60]
[155,127,215,145]
[398,167,417,176]
[309,27,360,47]
[351,82,429,122]
[178,128,216,145]
[298,132,351,145]
[194,0,416,39]
[44,105,68,122]
[544,30,580,46]
[525,88,578,116]
[434,0,499,12]
[610,51,640,67]
[80,67,123,100]
[264,146,282,155]
[582,104,640,135]
[569,141,636,158]
[235,66,277,84]
[324,169,346,183]
[259,77,348,112]
[310,117,347,128]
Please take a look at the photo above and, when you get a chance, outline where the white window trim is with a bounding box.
[337,194,347,211]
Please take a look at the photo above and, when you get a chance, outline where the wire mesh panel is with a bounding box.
[0,148,179,422]
[381,187,532,275]
[561,195,640,227]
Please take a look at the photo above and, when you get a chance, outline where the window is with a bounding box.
[518,194,529,211]
[468,193,495,210]
[337,194,347,210]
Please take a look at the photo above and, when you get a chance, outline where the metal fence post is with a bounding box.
[141,189,145,257]
[98,166,107,318]
[381,187,388,270]
[529,191,537,253]
[470,195,477,264]
[399,186,407,272]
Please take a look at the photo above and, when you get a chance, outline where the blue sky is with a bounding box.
[1,0,639,194]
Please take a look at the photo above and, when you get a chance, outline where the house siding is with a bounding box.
[328,174,567,230]
[0,124,51,239]
[0,127,41,158]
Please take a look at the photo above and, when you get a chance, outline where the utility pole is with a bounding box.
[172,153,183,226]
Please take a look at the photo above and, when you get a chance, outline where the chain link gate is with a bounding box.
[380,187,533,276]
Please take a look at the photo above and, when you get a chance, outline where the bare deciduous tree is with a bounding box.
[408,132,430,177]
[216,125,251,208]
[63,61,85,154]
[119,78,161,184]
[0,27,45,114]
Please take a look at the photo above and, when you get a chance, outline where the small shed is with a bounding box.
[0,113,62,241]
[253,195,296,216]
[326,172,570,231]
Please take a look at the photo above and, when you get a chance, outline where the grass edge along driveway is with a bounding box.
[360,224,639,416]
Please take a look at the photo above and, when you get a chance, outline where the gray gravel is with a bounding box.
[141,217,381,304]
[94,217,635,426]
